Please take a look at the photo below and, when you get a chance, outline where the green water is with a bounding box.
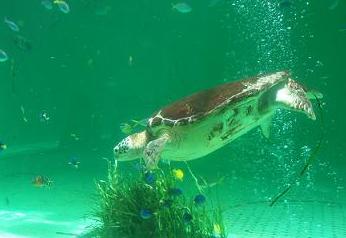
[0,0,345,237]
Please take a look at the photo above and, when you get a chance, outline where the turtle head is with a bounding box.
[114,131,148,161]
[275,78,321,120]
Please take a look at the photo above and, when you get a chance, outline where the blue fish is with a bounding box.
[68,156,80,168]
[4,17,20,32]
[194,194,206,205]
[39,110,50,122]
[41,0,53,10]
[168,187,183,196]
[54,0,70,14]
[0,50,8,63]
[172,3,192,13]
[139,209,152,219]
[182,212,193,224]
[144,171,156,184]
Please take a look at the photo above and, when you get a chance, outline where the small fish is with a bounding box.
[0,142,7,151]
[144,171,156,184]
[4,17,20,32]
[32,175,52,187]
[39,110,50,122]
[128,55,133,66]
[182,211,193,223]
[54,0,70,14]
[0,49,8,62]
[172,168,184,181]
[339,25,346,32]
[329,0,339,10]
[172,2,192,13]
[41,0,53,10]
[95,5,112,16]
[70,133,80,141]
[213,223,222,237]
[68,156,80,168]
[168,187,183,196]
[10,59,17,94]
[193,194,206,205]
[20,105,28,122]
[139,208,152,219]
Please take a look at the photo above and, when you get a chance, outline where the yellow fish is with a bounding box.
[172,169,184,181]
[32,175,52,188]
[213,223,221,235]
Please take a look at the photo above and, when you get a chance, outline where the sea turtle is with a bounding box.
[114,71,321,169]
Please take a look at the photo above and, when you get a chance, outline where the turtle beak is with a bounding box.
[276,79,317,120]
[113,136,140,161]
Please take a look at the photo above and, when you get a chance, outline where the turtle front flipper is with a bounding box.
[143,134,170,170]
[276,79,317,120]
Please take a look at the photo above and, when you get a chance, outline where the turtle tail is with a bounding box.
[275,79,321,120]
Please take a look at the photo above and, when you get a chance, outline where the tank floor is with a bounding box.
[225,201,346,238]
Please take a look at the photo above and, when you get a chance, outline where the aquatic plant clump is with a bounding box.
[92,161,227,238]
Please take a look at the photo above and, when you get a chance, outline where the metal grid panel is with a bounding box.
[225,201,346,238]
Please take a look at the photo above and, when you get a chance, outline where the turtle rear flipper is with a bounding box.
[276,79,316,120]
[143,134,170,169]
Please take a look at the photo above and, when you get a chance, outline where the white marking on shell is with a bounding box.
[150,109,198,127]
[148,118,153,126]
[242,71,287,91]
[148,110,162,127]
